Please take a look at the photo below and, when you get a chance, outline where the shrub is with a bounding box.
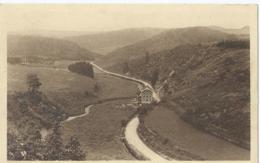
[68,62,94,78]
[121,119,127,127]
[64,136,86,160]
[8,57,22,64]
[26,74,42,94]
[162,138,169,145]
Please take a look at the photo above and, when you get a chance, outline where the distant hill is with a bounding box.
[66,28,165,55]
[97,26,238,69]
[9,30,98,38]
[210,26,249,35]
[8,35,101,61]
[117,40,250,148]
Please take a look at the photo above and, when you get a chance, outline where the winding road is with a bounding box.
[90,62,160,103]
[125,116,167,161]
[90,62,167,161]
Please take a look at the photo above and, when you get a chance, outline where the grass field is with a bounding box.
[8,64,139,160]
[61,99,137,160]
[8,65,95,92]
[8,64,138,116]
[141,104,250,160]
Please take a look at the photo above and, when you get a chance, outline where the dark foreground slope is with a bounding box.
[120,40,250,150]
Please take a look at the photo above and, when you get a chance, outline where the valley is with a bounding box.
[7,25,251,160]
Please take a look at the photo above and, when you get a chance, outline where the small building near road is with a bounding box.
[137,87,153,104]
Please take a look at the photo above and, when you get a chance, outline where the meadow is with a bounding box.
[8,64,138,116]
[8,64,139,160]
[61,99,137,160]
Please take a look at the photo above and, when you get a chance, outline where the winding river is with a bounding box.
[63,105,94,122]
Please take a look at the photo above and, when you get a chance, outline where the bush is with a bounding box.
[27,74,42,94]
[68,62,94,78]
[162,138,169,145]
[8,123,86,160]
[8,57,22,64]
[64,136,86,160]
[121,119,127,127]
[94,83,99,92]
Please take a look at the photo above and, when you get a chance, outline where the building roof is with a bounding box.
[140,87,153,93]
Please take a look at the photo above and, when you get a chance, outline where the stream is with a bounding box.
[63,105,94,122]
[40,105,94,139]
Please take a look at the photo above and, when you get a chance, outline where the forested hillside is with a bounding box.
[97,27,238,69]
[113,40,250,148]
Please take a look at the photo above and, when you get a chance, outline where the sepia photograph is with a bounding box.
[0,3,258,162]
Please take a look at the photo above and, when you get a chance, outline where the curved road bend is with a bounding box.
[125,116,167,161]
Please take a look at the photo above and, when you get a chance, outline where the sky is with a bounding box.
[0,4,255,33]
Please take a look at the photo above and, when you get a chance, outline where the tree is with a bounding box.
[164,83,169,92]
[68,62,94,78]
[26,74,42,94]
[7,132,24,160]
[145,51,150,64]
[19,101,28,114]
[23,139,45,160]
[163,83,172,95]
[150,69,159,88]
[26,122,42,142]
[122,61,129,73]
[64,136,86,160]
[44,122,64,160]
[138,105,151,124]
[94,83,99,92]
